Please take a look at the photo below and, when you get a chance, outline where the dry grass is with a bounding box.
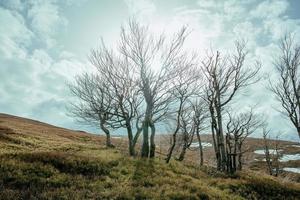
[0,113,300,200]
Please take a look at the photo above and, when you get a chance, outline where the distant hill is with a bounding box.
[0,113,300,199]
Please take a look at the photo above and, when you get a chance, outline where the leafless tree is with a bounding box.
[262,127,273,175]
[119,20,190,158]
[192,99,209,166]
[166,98,208,163]
[225,108,263,173]
[177,107,196,161]
[68,73,116,148]
[202,41,261,171]
[273,135,282,177]
[165,64,200,163]
[176,99,208,164]
[262,127,281,176]
[89,43,143,156]
[263,127,281,176]
[270,33,300,139]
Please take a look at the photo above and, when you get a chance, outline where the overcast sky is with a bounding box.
[0,0,300,141]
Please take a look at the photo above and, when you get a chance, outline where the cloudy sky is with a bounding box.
[0,0,300,141]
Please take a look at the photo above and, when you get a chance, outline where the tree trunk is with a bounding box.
[215,83,227,172]
[132,128,142,149]
[216,107,226,171]
[237,153,242,170]
[141,119,149,157]
[149,122,156,158]
[232,139,238,172]
[210,106,221,170]
[237,143,242,170]
[212,127,221,170]
[232,153,236,173]
[217,122,226,171]
[125,120,135,156]
[177,145,187,161]
[196,129,203,166]
[106,133,112,148]
[166,100,183,163]
[166,120,181,163]
[100,121,114,148]
[265,145,273,175]
[225,135,233,173]
[141,103,152,158]
[297,126,300,139]
[177,131,189,161]
[166,134,177,163]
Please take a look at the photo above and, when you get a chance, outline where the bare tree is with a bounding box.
[176,99,208,163]
[119,20,189,158]
[273,135,282,177]
[166,98,208,163]
[202,41,261,171]
[262,127,273,176]
[68,73,116,148]
[192,99,209,166]
[177,107,196,161]
[270,33,300,139]
[262,127,281,176]
[225,108,263,173]
[89,43,143,156]
[165,64,200,163]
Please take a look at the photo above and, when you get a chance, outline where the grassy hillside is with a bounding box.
[0,113,300,200]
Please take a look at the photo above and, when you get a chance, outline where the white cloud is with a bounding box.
[0,1,86,129]
[197,0,217,9]
[124,0,156,22]
[0,0,300,140]
[0,7,32,59]
[0,0,24,11]
[251,0,289,19]
[27,0,68,47]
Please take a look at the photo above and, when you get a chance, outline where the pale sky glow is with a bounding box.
[0,0,300,141]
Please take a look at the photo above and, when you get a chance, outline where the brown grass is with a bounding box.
[0,113,300,199]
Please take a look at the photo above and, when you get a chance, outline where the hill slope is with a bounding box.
[0,113,300,200]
